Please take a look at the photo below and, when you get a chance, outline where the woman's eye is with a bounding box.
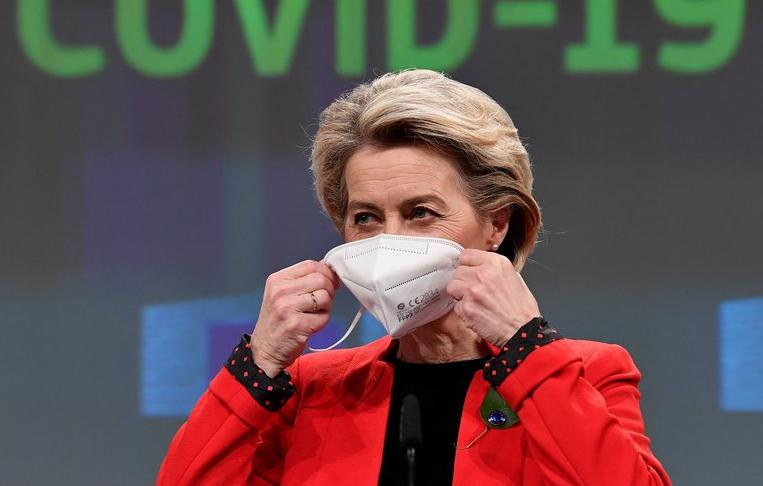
[353,212,376,225]
[411,207,436,219]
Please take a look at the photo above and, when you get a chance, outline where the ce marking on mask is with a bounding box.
[396,289,443,323]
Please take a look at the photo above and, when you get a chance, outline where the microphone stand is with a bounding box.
[400,394,422,486]
[406,446,416,486]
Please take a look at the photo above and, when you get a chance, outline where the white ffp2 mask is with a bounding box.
[308,234,463,351]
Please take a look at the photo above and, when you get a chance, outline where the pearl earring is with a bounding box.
[491,243,499,251]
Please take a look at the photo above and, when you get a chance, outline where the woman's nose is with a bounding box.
[382,217,403,235]
[382,218,419,237]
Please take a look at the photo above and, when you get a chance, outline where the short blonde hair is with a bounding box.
[310,69,541,271]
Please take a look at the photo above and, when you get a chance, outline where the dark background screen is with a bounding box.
[1,1,761,484]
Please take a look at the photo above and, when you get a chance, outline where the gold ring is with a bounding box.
[309,292,318,312]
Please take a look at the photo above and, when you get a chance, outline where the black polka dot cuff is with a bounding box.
[483,317,563,387]
[224,334,296,412]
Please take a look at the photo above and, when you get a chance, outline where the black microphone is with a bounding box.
[400,394,422,486]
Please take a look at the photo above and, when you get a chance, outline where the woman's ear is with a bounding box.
[487,207,510,249]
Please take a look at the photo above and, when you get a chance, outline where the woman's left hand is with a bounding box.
[446,248,541,348]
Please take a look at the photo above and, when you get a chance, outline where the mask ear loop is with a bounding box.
[307,307,364,352]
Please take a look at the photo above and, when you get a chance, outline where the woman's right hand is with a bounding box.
[250,260,340,377]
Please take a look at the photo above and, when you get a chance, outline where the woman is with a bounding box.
[157,70,671,485]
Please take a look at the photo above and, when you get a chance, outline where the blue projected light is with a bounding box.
[720,297,763,411]
[140,292,263,417]
[358,310,387,343]
[141,291,387,417]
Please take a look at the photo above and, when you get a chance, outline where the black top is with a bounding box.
[377,355,487,486]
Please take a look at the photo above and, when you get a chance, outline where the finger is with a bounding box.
[301,311,331,334]
[297,289,332,313]
[446,278,469,300]
[453,300,468,320]
[453,300,475,325]
[290,273,337,299]
[452,264,478,281]
[457,248,489,267]
[311,289,332,311]
[277,260,325,280]
[273,305,329,337]
[312,261,341,289]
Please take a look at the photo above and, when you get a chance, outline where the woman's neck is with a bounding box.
[395,310,488,364]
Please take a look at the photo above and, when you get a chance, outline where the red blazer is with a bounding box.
[157,337,671,485]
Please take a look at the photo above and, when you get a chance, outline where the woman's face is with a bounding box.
[342,144,497,249]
